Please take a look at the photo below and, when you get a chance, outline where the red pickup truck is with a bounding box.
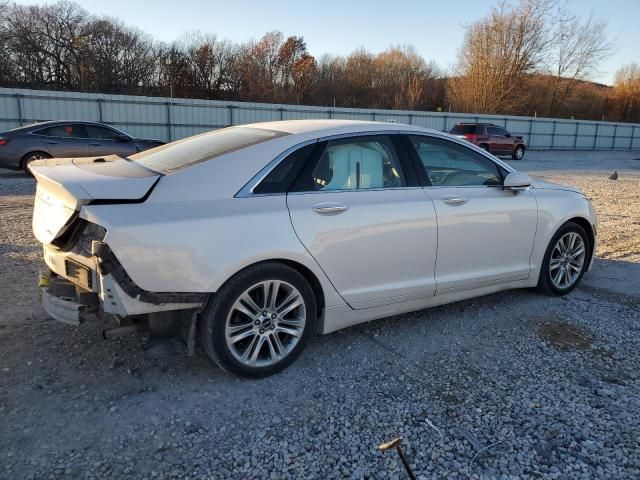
[449,123,526,160]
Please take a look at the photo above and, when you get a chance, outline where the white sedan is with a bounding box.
[30,120,597,377]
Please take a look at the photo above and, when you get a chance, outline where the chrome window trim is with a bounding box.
[422,185,504,190]
[235,129,515,198]
[287,186,423,196]
[235,130,405,198]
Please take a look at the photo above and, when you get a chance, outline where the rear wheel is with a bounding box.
[512,145,525,160]
[537,222,589,296]
[21,151,51,173]
[200,262,317,378]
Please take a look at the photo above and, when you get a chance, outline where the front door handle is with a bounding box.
[44,141,59,145]
[312,202,349,215]
[441,195,468,206]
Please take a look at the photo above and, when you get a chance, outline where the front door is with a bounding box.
[286,134,438,309]
[405,134,537,293]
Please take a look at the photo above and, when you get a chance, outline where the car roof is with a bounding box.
[455,122,500,127]
[8,120,112,133]
[245,119,439,137]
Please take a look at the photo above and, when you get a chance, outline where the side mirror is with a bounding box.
[503,172,532,191]
[115,134,130,142]
[505,133,511,138]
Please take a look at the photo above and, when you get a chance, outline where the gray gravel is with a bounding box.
[1,152,639,479]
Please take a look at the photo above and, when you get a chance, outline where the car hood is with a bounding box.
[532,178,584,195]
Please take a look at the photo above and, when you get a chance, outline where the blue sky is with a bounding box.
[17,0,640,85]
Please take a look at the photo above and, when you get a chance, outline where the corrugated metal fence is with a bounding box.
[1,87,639,150]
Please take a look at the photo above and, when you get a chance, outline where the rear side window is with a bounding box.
[129,126,289,174]
[253,143,317,194]
[35,124,87,138]
[291,135,406,192]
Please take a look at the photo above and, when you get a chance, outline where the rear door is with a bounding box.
[33,123,90,158]
[85,125,138,157]
[405,135,537,293]
[286,134,438,309]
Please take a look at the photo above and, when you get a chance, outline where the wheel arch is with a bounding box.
[209,258,328,334]
[565,216,595,267]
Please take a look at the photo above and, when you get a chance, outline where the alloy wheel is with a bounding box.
[224,280,306,367]
[549,232,586,289]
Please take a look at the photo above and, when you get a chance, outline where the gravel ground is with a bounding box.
[1,150,639,480]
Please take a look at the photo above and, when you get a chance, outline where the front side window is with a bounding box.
[292,135,406,192]
[408,136,502,187]
[85,125,125,140]
[490,126,509,136]
[35,124,87,138]
[486,126,501,136]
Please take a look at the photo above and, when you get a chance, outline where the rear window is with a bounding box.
[449,124,481,135]
[129,126,289,174]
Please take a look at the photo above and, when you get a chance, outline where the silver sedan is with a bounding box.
[30,120,597,377]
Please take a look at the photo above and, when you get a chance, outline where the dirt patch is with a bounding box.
[537,321,593,351]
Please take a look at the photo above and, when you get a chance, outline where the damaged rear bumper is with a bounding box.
[41,239,206,325]
[40,274,99,326]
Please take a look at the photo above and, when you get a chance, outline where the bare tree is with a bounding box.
[545,10,613,116]
[86,18,156,93]
[447,0,555,114]
[180,32,238,99]
[0,1,15,83]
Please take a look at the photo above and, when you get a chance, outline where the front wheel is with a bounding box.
[512,145,525,160]
[200,262,317,378]
[537,222,590,296]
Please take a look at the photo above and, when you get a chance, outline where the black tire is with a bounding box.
[21,151,51,173]
[537,222,590,296]
[512,145,525,160]
[200,262,317,378]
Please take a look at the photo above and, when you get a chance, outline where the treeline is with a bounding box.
[0,0,638,122]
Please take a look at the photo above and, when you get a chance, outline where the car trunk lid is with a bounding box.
[30,156,160,244]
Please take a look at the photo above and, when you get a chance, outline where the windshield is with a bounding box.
[449,124,480,135]
[129,126,289,174]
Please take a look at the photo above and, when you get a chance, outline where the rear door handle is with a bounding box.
[441,195,468,206]
[44,141,59,145]
[312,203,349,215]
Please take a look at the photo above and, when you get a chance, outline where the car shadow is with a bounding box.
[0,168,30,179]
